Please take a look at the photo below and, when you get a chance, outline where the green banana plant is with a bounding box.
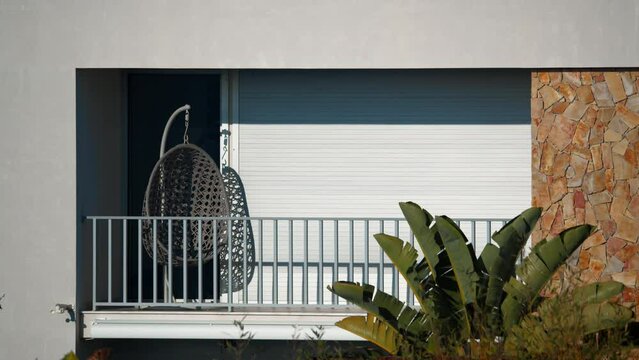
[328,202,635,356]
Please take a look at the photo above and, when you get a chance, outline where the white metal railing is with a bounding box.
[86,216,508,311]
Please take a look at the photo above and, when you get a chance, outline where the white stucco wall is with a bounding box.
[1,0,638,358]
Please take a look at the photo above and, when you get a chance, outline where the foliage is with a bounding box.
[328,202,635,357]
[224,316,255,360]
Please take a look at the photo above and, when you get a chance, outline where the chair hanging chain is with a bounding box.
[183,109,190,144]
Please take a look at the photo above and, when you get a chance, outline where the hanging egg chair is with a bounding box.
[142,105,229,268]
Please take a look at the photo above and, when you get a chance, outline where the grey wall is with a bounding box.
[1,0,638,358]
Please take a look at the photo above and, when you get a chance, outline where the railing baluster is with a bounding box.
[183,219,187,303]
[379,221,384,292]
[243,219,248,304]
[288,220,293,304]
[123,219,127,304]
[258,220,263,305]
[108,219,112,304]
[364,220,369,285]
[318,220,324,305]
[152,219,157,304]
[213,220,218,303]
[487,221,492,246]
[227,219,233,309]
[349,220,354,283]
[471,220,476,249]
[407,229,414,306]
[138,220,142,306]
[198,220,203,303]
[333,220,339,305]
[167,219,172,304]
[273,219,278,304]
[303,219,308,305]
[92,219,97,310]
[393,220,399,298]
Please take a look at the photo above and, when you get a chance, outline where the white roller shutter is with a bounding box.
[236,70,531,219]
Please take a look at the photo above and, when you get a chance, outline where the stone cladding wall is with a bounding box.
[531,71,639,305]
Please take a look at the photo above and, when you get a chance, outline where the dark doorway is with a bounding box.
[127,72,221,301]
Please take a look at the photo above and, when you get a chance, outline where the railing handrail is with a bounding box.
[85,215,510,222]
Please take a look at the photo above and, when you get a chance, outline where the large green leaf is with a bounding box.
[336,314,402,355]
[479,207,541,313]
[582,302,634,334]
[572,281,625,305]
[501,224,596,330]
[328,281,430,337]
[374,233,433,310]
[400,202,440,278]
[435,216,480,305]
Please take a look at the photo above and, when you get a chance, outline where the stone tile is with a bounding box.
[621,73,635,96]
[551,101,569,114]
[625,147,638,167]
[583,231,606,249]
[613,138,630,155]
[564,101,589,121]
[625,254,639,271]
[601,143,613,169]
[550,177,568,203]
[556,83,576,103]
[608,116,630,135]
[585,202,597,224]
[531,98,543,119]
[540,142,557,175]
[537,113,554,142]
[581,72,593,85]
[589,120,605,145]
[532,77,541,97]
[605,168,615,192]
[563,72,581,87]
[615,216,639,242]
[532,180,551,210]
[572,121,590,148]
[549,73,562,86]
[548,115,577,151]
[601,219,617,238]
[626,195,639,220]
[584,106,598,127]
[538,72,551,84]
[604,129,623,142]
[613,153,637,179]
[576,207,586,223]
[567,154,589,187]
[629,178,639,195]
[591,144,603,170]
[539,85,563,109]
[608,237,627,255]
[578,250,591,270]
[549,205,564,236]
[540,203,558,231]
[583,169,606,194]
[562,192,575,218]
[552,152,571,177]
[627,128,639,143]
[589,190,613,205]
[604,255,624,275]
[590,258,606,279]
[574,190,586,209]
[576,85,595,103]
[592,82,614,107]
[627,95,639,113]
[532,142,541,171]
[617,103,639,128]
[593,203,611,221]
[617,244,639,261]
[612,271,637,288]
[604,72,628,102]
[598,107,616,125]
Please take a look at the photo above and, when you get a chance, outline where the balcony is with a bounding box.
[82,215,508,340]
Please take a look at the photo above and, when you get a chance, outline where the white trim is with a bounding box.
[229,70,240,170]
[83,311,363,341]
